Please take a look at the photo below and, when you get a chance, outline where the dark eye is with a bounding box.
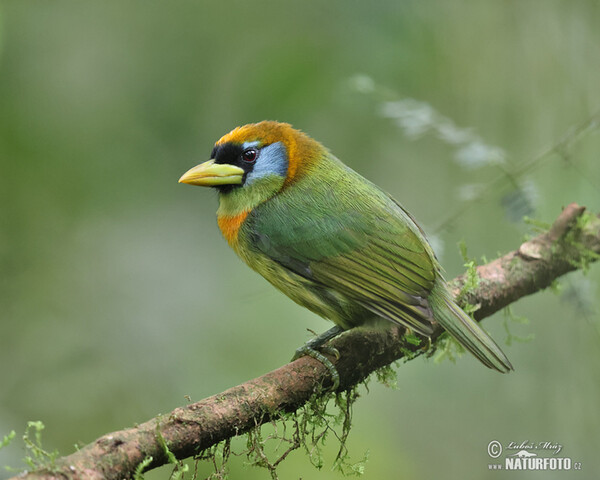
[242,148,257,163]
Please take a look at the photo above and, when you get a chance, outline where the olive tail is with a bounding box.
[429,282,513,373]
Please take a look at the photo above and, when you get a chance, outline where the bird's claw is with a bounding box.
[319,345,340,360]
[291,344,340,361]
[292,345,340,391]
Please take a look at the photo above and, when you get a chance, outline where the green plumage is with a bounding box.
[178,121,512,373]
[232,152,512,373]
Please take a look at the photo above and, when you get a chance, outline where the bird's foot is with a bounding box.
[291,343,340,362]
[318,344,341,360]
[291,325,345,391]
[293,344,340,391]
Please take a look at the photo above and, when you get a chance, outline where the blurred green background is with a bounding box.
[1,1,599,479]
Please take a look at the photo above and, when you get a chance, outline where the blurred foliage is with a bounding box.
[1,1,599,479]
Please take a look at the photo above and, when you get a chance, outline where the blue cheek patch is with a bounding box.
[245,142,288,185]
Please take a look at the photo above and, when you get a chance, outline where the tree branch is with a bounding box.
[11,203,600,480]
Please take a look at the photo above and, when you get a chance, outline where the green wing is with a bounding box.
[246,157,438,334]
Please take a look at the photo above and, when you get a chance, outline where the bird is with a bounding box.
[179,121,513,388]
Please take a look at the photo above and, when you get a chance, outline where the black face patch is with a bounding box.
[211,142,256,193]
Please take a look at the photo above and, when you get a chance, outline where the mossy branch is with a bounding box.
[9,203,600,480]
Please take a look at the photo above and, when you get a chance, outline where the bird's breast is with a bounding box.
[217,211,249,247]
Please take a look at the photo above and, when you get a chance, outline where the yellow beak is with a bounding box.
[178,160,245,186]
